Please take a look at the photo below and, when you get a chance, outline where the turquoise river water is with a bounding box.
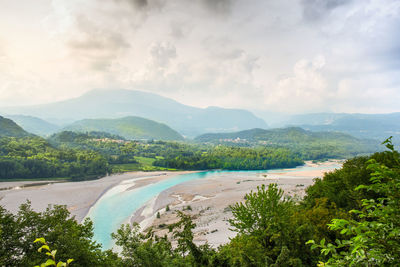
[87,163,340,249]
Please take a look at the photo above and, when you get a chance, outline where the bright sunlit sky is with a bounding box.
[1,0,400,114]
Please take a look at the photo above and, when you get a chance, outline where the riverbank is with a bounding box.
[131,160,341,248]
[0,171,196,222]
[0,160,341,249]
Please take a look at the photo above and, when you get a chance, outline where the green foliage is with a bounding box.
[225,184,303,265]
[0,203,119,266]
[0,136,110,180]
[50,132,304,172]
[112,212,216,266]
[229,184,293,237]
[308,137,400,266]
[34,237,74,267]
[1,134,395,266]
[304,145,400,211]
[0,116,32,138]
[153,145,304,170]
[195,127,379,160]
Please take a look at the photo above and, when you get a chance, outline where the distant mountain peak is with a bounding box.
[0,89,268,137]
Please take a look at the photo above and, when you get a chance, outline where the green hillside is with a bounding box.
[63,116,184,141]
[5,115,60,136]
[0,116,32,137]
[195,127,381,159]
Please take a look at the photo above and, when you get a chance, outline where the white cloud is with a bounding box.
[0,0,399,114]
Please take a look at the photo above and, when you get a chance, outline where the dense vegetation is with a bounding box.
[153,145,303,170]
[0,136,109,180]
[195,127,380,160]
[50,131,304,172]
[0,130,304,180]
[1,139,398,266]
[0,123,385,181]
[63,116,184,141]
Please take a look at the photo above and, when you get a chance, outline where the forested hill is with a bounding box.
[0,136,110,180]
[0,116,32,138]
[4,115,60,136]
[195,127,380,159]
[62,116,184,141]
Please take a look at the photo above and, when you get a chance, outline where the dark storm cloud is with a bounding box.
[112,0,165,11]
[68,16,130,71]
[128,0,148,9]
[301,0,352,21]
[201,0,234,14]
[69,16,130,51]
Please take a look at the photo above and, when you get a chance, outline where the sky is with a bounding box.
[0,0,400,114]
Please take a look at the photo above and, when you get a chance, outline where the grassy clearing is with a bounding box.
[111,156,177,172]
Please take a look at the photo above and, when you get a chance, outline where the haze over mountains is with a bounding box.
[0,116,31,138]
[63,116,184,141]
[0,89,267,137]
[261,113,400,143]
[4,115,60,136]
[0,89,399,143]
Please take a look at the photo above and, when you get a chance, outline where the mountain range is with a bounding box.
[0,89,268,137]
[1,89,399,142]
[63,116,184,141]
[282,113,400,142]
[195,127,380,158]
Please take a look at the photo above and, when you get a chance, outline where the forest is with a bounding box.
[0,136,110,180]
[0,128,381,180]
[0,138,399,266]
[51,131,304,171]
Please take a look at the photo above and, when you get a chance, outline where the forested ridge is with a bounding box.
[50,131,304,171]
[0,125,381,180]
[63,116,184,141]
[0,115,32,138]
[1,139,399,266]
[195,127,380,160]
[0,136,110,180]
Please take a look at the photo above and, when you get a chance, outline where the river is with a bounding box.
[86,162,341,249]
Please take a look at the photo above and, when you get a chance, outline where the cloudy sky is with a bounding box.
[1,0,399,114]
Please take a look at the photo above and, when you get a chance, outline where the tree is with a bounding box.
[228,183,297,263]
[0,202,119,266]
[308,137,400,266]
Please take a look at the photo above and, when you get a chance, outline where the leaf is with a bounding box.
[44,259,56,266]
[67,259,74,264]
[56,262,66,267]
[38,245,50,252]
[34,238,46,244]
[382,136,394,151]
[51,250,57,257]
